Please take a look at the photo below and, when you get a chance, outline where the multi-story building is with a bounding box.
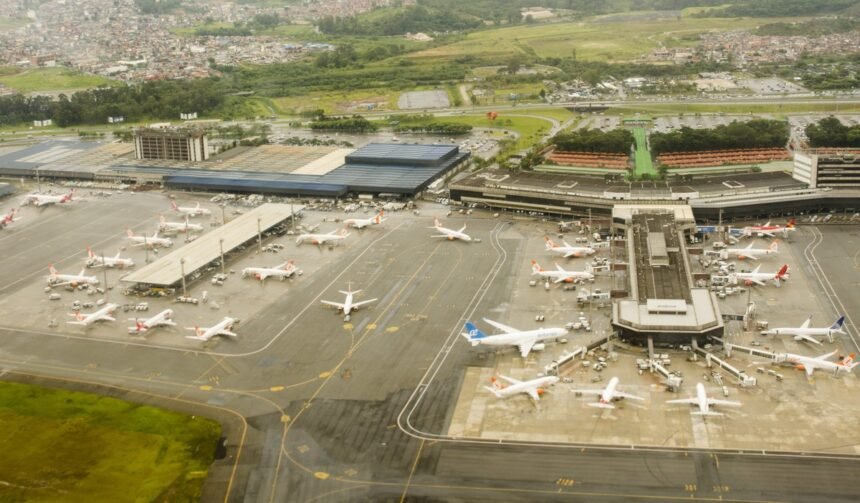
[133,127,208,162]
[793,150,860,189]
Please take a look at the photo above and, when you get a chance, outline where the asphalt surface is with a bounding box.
[0,193,859,502]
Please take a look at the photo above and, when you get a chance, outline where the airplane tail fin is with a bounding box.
[840,353,856,367]
[126,229,134,238]
[787,218,796,228]
[48,264,58,275]
[463,321,487,343]
[769,241,779,253]
[433,217,441,228]
[531,260,542,274]
[338,228,350,237]
[171,201,178,211]
[490,376,505,390]
[776,264,789,280]
[86,246,95,259]
[831,315,846,331]
[544,236,556,250]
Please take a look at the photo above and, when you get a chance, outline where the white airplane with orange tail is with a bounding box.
[429,217,472,242]
[126,229,173,248]
[0,208,20,229]
[67,303,118,327]
[296,228,350,246]
[544,237,595,258]
[159,215,203,234]
[46,265,98,287]
[85,246,134,269]
[484,374,559,402]
[531,260,593,284]
[171,201,211,218]
[344,211,386,229]
[128,309,176,334]
[743,219,796,238]
[733,264,789,287]
[570,377,645,409]
[25,189,76,207]
[785,350,859,377]
[726,241,779,261]
[242,260,298,282]
[185,317,238,341]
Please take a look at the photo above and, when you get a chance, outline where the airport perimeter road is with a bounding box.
[1,211,860,502]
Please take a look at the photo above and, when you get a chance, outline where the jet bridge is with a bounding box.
[696,339,758,387]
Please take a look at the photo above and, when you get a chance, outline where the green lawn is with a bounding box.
[0,67,114,93]
[632,127,656,178]
[408,15,810,62]
[0,381,221,503]
[399,113,553,156]
[610,102,860,116]
[272,88,401,115]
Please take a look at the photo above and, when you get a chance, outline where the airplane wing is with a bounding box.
[555,263,566,272]
[750,278,766,286]
[458,225,467,233]
[101,315,116,322]
[518,340,536,358]
[666,397,698,405]
[708,399,742,407]
[351,298,378,308]
[257,272,270,281]
[219,330,238,338]
[616,391,645,401]
[759,230,775,237]
[800,318,812,330]
[482,318,518,334]
[321,300,345,309]
[563,250,578,258]
[804,365,815,377]
[743,254,758,261]
[430,234,449,238]
[527,389,541,402]
[796,334,822,345]
[498,375,522,386]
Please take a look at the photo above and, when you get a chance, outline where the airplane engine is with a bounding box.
[533,343,546,352]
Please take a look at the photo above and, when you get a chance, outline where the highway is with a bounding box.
[0,195,858,502]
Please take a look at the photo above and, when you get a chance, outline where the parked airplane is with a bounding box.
[666,382,741,416]
[296,228,350,246]
[784,350,858,376]
[171,201,211,218]
[743,219,796,238]
[570,377,645,409]
[85,246,134,269]
[765,315,845,345]
[544,237,595,258]
[242,260,298,282]
[429,217,472,242]
[185,317,238,341]
[159,215,203,234]
[733,264,788,287]
[726,241,779,261]
[531,260,594,284]
[68,303,118,326]
[0,208,19,229]
[344,211,386,229]
[462,319,567,358]
[46,264,98,287]
[128,309,176,334]
[321,285,377,317]
[484,374,559,402]
[25,189,76,207]
[126,229,173,248]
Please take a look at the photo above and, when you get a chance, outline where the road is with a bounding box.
[0,197,859,502]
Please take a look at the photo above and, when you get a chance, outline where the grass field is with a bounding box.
[0,67,114,93]
[401,113,553,156]
[408,15,809,62]
[0,381,221,503]
[610,102,860,116]
[272,88,401,115]
[632,127,656,178]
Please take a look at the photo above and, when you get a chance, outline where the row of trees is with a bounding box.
[805,116,860,148]
[692,0,858,17]
[317,5,481,36]
[309,115,379,132]
[649,120,789,154]
[394,122,473,135]
[551,128,633,154]
[0,80,224,127]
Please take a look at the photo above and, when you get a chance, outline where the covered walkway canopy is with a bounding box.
[121,203,303,288]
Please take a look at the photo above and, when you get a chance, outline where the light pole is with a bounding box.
[101,252,108,302]
[257,216,262,253]
[219,238,225,275]
[180,258,187,298]
[221,204,227,225]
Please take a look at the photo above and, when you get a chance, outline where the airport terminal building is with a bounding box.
[610,205,724,346]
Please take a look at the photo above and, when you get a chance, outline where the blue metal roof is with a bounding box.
[165,175,348,197]
[345,143,458,166]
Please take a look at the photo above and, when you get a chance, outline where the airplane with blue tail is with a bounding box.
[462,319,567,358]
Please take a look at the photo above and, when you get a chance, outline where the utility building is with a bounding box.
[134,127,209,162]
